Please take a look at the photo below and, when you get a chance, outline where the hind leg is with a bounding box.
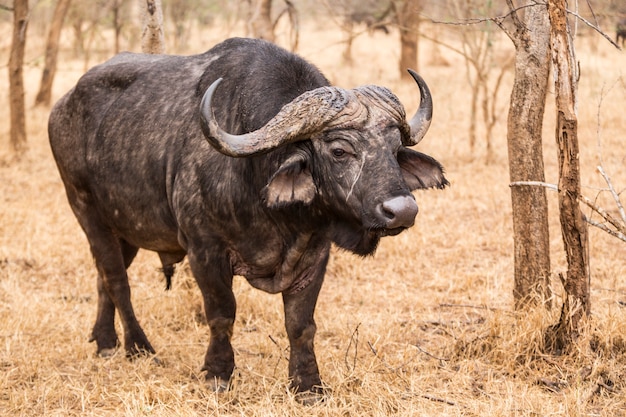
[88,229,153,357]
[89,239,140,356]
[89,270,119,355]
[68,188,154,357]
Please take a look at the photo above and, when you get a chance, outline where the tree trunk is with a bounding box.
[9,0,29,156]
[249,0,275,43]
[544,0,590,353]
[394,0,422,80]
[112,0,122,54]
[505,2,552,308]
[35,0,72,107]
[141,0,165,54]
[342,19,354,64]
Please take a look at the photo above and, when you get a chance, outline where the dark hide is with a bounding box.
[48,37,448,396]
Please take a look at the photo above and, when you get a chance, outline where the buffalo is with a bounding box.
[48,37,447,399]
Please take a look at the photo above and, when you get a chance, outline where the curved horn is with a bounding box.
[199,78,265,157]
[199,79,351,157]
[405,69,433,146]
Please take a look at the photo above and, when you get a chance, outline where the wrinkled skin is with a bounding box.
[48,37,448,396]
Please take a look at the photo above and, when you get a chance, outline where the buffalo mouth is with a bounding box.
[368,226,407,237]
[332,221,408,256]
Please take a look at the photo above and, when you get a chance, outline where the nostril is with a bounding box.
[381,205,395,220]
[380,196,418,228]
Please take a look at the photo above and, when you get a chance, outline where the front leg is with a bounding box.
[282,250,329,395]
[187,247,236,390]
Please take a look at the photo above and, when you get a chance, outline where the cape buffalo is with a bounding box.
[48,37,447,399]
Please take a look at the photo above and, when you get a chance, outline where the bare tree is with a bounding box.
[447,0,514,162]
[322,0,421,79]
[544,0,590,352]
[67,2,114,70]
[392,0,423,79]
[141,0,165,54]
[165,0,192,52]
[275,0,299,51]
[499,1,552,308]
[243,0,299,50]
[35,0,72,107]
[248,0,275,42]
[320,0,391,63]
[111,0,123,54]
[9,0,30,156]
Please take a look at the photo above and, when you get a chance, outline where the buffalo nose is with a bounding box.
[379,195,419,229]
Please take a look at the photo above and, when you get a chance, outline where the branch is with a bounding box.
[597,165,626,224]
[509,180,558,191]
[0,4,13,12]
[411,342,450,362]
[579,194,626,238]
[439,302,509,313]
[507,0,525,25]
[417,31,472,60]
[427,3,538,28]
[510,181,626,243]
[421,394,457,407]
[344,323,360,372]
[566,9,621,49]
[426,1,543,47]
[583,216,626,242]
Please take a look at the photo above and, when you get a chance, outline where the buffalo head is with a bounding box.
[199,69,448,255]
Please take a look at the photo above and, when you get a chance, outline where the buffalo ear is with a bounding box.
[262,153,316,208]
[397,147,449,191]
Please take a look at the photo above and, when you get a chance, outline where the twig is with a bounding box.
[367,341,397,375]
[509,180,558,191]
[268,334,289,378]
[367,341,416,382]
[268,335,288,361]
[579,194,626,237]
[421,394,457,406]
[504,0,526,34]
[345,323,360,372]
[427,3,537,28]
[439,303,510,313]
[510,180,626,243]
[428,1,619,50]
[566,9,621,49]
[597,165,626,224]
[597,381,617,393]
[594,287,626,296]
[583,215,626,242]
[411,342,450,362]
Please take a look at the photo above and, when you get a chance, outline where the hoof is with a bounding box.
[97,347,118,358]
[207,377,230,393]
[125,343,156,359]
[295,390,325,406]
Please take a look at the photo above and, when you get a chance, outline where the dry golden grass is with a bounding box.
[1,20,626,416]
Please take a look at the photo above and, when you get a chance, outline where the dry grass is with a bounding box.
[1,19,626,416]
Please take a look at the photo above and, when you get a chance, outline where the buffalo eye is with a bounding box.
[332,148,346,158]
